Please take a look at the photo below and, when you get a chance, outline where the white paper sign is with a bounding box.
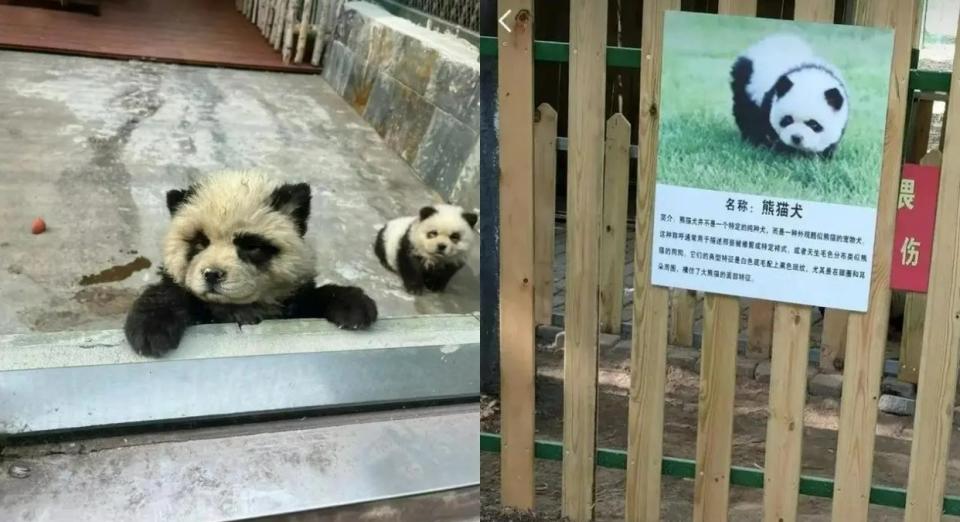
[651,185,875,311]
[652,12,894,311]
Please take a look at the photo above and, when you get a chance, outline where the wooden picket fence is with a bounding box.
[235,0,343,65]
[493,0,960,520]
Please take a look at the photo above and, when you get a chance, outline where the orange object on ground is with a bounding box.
[31,217,46,234]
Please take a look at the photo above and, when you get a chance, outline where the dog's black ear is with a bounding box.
[824,87,844,111]
[774,75,793,98]
[166,189,192,216]
[270,183,312,235]
[462,212,478,229]
[419,206,438,221]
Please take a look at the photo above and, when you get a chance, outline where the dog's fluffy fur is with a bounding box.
[731,34,849,157]
[125,170,378,357]
[374,204,477,294]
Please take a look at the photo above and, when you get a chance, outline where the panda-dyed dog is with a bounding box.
[731,34,849,158]
[125,170,378,357]
[374,204,478,295]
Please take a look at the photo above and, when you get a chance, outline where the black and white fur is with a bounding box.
[731,34,849,157]
[125,170,378,357]
[374,204,478,294]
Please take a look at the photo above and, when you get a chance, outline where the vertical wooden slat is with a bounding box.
[904,54,960,521]
[310,0,327,66]
[899,149,940,384]
[832,0,914,519]
[911,98,935,160]
[295,0,314,63]
[282,0,299,63]
[747,301,774,358]
[625,0,678,519]
[534,103,559,327]
[669,289,697,347]
[819,309,848,372]
[760,2,832,519]
[762,305,812,522]
[271,0,286,48]
[562,0,608,519]
[497,0,537,510]
[689,2,755,521]
[898,294,925,383]
[599,113,631,335]
[693,295,739,522]
[898,96,936,383]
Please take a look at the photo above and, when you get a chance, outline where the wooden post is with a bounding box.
[832,1,914,519]
[762,305,813,522]
[625,0,678,520]
[692,295,739,522]
[669,289,696,347]
[747,301,774,358]
[819,310,848,372]
[899,137,939,385]
[562,0,608,519]
[282,0,299,63]
[533,103,559,327]
[911,98,935,159]
[260,0,268,32]
[599,113,631,335]
[690,2,755,521]
[295,0,315,64]
[272,0,289,49]
[760,3,831,520]
[904,128,959,521]
[497,0,536,510]
[311,0,327,66]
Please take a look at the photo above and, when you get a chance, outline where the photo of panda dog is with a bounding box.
[125,170,378,357]
[731,34,849,158]
[374,204,478,295]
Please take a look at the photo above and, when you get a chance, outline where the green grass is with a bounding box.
[658,12,895,207]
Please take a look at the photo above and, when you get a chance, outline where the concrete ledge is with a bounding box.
[0,314,478,371]
[0,314,479,434]
[0,405,479,521]
[322,1,479,210]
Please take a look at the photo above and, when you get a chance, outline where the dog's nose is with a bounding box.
[203,268,225,285]
[791,134,803,145]
[437,243,447,252]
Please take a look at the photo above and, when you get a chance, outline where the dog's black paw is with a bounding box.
[325,286,378,330]
[124,308,188,357]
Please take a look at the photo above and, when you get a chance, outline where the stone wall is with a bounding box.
[322,1,480,211]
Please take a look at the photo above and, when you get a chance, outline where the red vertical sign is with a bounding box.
[890,163,940,293]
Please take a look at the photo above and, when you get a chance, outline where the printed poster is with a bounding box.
[651,12,895,311]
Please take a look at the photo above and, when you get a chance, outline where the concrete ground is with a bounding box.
[0,50,479,336]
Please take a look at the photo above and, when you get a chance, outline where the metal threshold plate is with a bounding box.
[0,405,480,522]
[0,314,479,435]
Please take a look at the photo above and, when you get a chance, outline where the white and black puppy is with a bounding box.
[125,170,378,357]
[374,204,478,294]
[731,34,849,157]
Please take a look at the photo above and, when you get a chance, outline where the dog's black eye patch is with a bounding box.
[779,115,794,127]
[450,232,461,243]
[186,231,210,261]
[805,119,823,133]
[234,233,280,267]
[427,230,438,239]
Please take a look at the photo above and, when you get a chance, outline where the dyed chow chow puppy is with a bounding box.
[125,171,378,357]
[374,204,478,295]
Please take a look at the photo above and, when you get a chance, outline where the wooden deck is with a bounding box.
[0,0,316,72]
